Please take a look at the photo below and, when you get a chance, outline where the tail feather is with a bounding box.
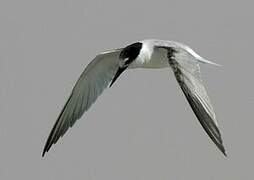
[197,57,222,67]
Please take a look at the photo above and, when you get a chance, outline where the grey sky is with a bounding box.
[0,0,253,179]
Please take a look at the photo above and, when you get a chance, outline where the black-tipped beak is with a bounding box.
[110,66,127,87]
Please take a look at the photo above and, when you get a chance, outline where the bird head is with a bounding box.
[110,42,142,87]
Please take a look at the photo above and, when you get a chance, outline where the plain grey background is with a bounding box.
[0,0,253,179]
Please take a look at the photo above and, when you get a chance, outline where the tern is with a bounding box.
[42,39,226,157]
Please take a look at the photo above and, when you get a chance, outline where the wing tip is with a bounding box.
[222,150,227,157]
[42,94,74,157]
[218,143,227,157]
[42,125,61,157]
[42,129,56,157]
[42,139,53,157]
[42,149,47,157]
[42,147,48,157]
[216,138,227,157]
[212,131,227,157]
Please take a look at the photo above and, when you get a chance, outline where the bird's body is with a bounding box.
[42,39,226,157]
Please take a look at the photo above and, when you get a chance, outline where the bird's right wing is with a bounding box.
[43,49,122,156]
[170,51,226,156]
[154,41,226,156]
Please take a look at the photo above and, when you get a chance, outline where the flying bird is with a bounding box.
[42,39,226,157]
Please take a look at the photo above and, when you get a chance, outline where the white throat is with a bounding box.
[129,41,169,69]
[138,43,153,63]
[129,43,153,68]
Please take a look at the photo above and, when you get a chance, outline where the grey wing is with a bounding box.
[163,47,226,156]
[42,49,122,156]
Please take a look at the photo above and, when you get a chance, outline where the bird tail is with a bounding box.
[197,57,222,67]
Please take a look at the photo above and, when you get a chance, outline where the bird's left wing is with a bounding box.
[43,49,122,156]
[154,41,226,156]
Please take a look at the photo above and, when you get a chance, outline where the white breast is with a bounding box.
[129,42,169,69]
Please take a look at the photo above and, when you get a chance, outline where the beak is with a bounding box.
[109,66,127,87]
